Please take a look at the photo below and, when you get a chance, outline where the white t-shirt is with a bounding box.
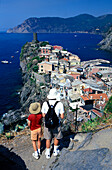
[41,100,64,117]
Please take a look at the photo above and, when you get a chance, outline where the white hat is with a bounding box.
[47,88,58,99]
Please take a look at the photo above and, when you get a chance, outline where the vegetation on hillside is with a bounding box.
[104,96,112,114]
[7,14,112,33]
[81,96,112,132]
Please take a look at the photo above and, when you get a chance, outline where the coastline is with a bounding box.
[0,37,111,130]
[0,32,112,135]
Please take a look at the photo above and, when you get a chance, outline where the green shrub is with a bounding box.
[40,41,49,47]
[27,62,32,70]
[40,56,45,61]
[104,96,112,114]
[81,119,99,132]
[30,78,36,85]
[31,56,40,61]
[33,65,39,72]
[40,82,44,86]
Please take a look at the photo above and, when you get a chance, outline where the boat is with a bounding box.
[1,60,9,64]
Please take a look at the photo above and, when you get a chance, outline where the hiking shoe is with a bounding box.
[38,150,41,156]
[53,149,59,156]
[45,151,50,159]
[32,153,39,160]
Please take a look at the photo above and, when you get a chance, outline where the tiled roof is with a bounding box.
[81,93,108,101]
[81,95,90,101]
[53,45,63,50]
[89,93,108,101]
[60,58,68,61]
[83,88,92,93]
[91,109,102,117]
[95,103,107,110]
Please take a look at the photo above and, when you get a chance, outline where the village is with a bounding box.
[0,32,112,170]
[20,33,112,129]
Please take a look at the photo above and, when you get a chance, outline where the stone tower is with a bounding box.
[33,32,38,42]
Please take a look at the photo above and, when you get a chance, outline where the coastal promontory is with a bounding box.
[7,14,112,34]
[99,26,112,52]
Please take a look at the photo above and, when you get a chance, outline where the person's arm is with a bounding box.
[42,113,45,117]
[60,113,64,119]
[41,102,47,118]
[28,120,31,128]
[59,102,64,119]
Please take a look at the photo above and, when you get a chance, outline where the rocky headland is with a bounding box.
[99,26,112,52]
[0,40,71,134]
[0,34,112,170]
[0,44,50,126]
[7,14,112,34]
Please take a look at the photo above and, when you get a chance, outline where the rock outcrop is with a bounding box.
[0,40,71,132]
[1,128,112,169]
[99,26,112,52]
[1,41,50,126]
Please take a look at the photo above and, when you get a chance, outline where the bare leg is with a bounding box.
[46,139,51,148]
[37,137,41,149]
[54,138,59,146]
[32,140,37,151]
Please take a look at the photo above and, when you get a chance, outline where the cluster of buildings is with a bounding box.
[22,34,112,123]
[38,45,80,74]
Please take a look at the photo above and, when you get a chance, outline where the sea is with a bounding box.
[0,32,112,116]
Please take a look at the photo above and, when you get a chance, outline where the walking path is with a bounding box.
[0,127,112,169]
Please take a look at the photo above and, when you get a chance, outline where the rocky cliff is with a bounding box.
[7,14,112,33]
[99,26,112,52]
[1,40,71,133]
[1,41,50,126]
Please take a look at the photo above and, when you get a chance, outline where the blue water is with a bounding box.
[0,32,112,116]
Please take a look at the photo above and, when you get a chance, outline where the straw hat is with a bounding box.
[47,88,58,99]
[29,102,41,114]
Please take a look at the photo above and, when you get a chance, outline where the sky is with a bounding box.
[0,0,112,31]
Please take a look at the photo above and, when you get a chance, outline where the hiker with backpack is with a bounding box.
[41,88,64,159]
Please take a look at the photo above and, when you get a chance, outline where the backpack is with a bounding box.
[45,101,59,128]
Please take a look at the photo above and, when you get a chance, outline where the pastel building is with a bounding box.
[39,46,52,58]
[38,61,53,73]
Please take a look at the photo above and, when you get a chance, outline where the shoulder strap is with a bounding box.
[53,101,59,108]
[46,101,51,108]
[46,101,59,108]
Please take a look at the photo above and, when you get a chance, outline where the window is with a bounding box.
[41,65,43,68]
[41,69,43,71]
